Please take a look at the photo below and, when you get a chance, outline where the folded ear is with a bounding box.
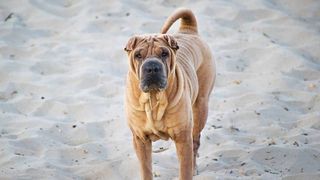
[124,36,139,52]
[163,35,179,51]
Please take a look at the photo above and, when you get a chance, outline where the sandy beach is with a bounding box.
[0,0,320,179]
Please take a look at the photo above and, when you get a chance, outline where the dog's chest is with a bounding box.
[138,92,171,141]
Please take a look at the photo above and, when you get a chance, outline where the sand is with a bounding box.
[0,0,319,179]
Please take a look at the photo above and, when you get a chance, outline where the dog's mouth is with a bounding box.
[140,75,167,93]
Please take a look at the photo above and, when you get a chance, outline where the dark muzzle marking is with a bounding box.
[140,59,167,92]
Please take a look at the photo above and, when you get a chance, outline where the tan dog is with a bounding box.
[124,8,215,180]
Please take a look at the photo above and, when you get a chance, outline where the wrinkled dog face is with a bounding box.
[124,34,179,92]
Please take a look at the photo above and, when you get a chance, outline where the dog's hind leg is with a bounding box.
[192,55,215,175]
[192,96,209,175]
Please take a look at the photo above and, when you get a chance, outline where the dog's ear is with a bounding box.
[124,36,139,52]
[163,35,179,51]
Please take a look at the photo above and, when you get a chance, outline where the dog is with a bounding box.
[124,8,215,180]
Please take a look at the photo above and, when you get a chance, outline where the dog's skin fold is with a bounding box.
[124,8,215,180]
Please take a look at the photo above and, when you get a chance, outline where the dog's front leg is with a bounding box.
[133,135,152,180]
[174,130,193,180]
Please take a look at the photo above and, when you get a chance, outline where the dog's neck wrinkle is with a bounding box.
[166,65,184,109]
[127,72,144,111]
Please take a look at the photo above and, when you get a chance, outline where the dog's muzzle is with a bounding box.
[140,59,167,92]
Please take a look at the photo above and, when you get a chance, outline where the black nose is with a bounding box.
[142,60,163,74]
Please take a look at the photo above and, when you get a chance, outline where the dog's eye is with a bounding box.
[135,53,142,59]
[161,51,168,58]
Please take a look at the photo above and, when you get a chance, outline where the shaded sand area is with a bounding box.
[0,0,319,179]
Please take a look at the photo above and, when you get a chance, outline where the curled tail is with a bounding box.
[161,8,198,34]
